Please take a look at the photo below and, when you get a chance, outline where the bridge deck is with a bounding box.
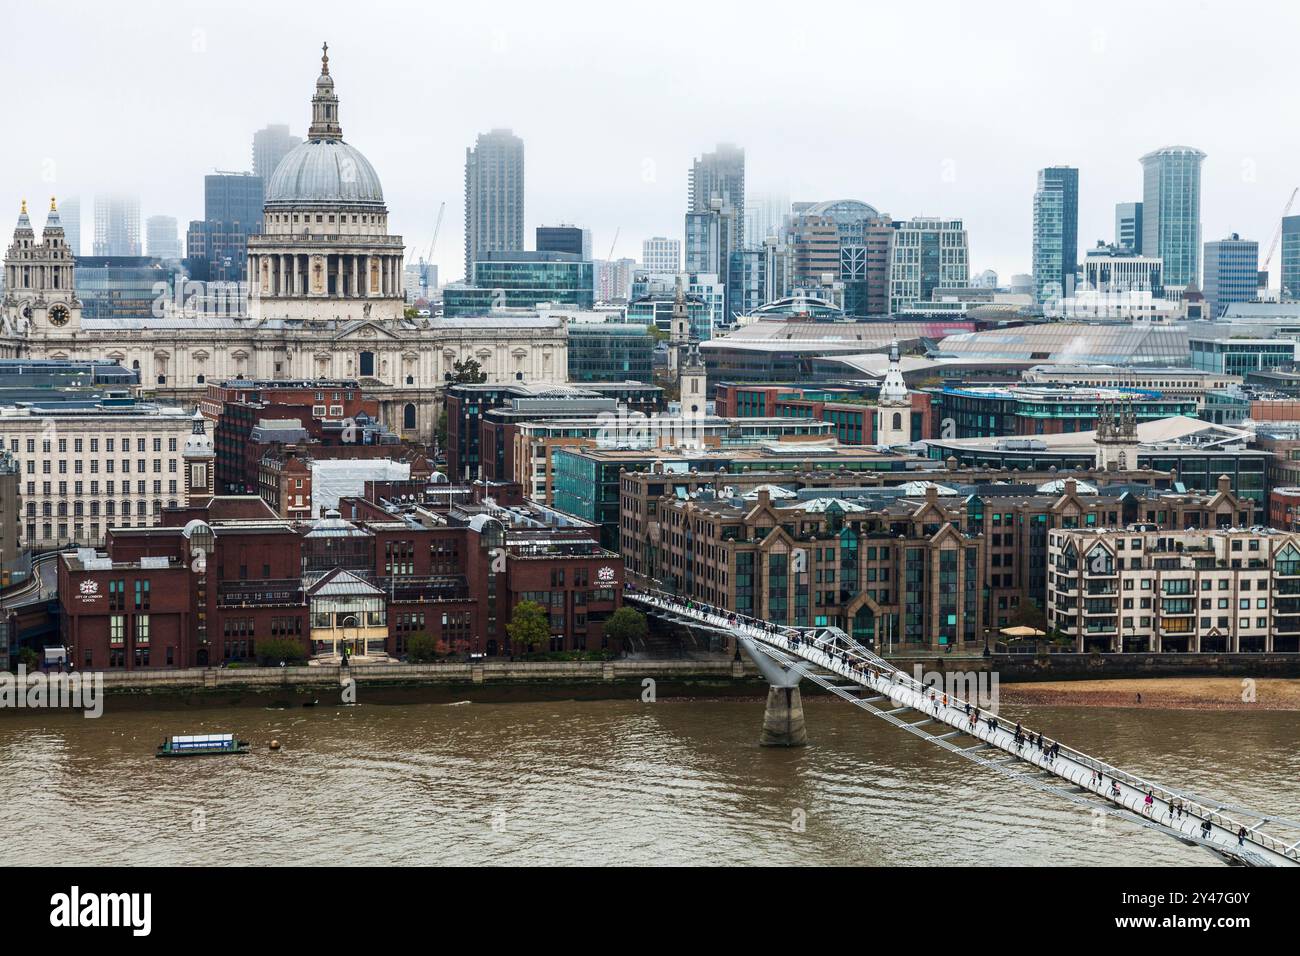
[631,590,1300,868]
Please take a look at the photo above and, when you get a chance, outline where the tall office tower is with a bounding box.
[61,197,82,256]
[784,200,892,314]
[685,198,741,317]
[1203,233,1259,318]
[92,196,141,256]
[1279,215,1300,300]
[464,129,525,282]
[536,225,586,256]
[689,143,745,221]
[1032,166,1079,304]
[184,172,264,283]
[642,236,681,273]
[1141,145,1205,289]
[1115,201,1143,253]
[887,218,969,314]
[252,124,303,196]
[146,215,181,259]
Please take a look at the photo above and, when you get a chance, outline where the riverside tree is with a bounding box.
[602,607,647,648]
[507,600,550,655]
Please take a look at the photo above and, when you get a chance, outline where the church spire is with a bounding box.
[14,199,33,241]
[43,196,62,233]
[308,41,343,142]
[879,340,908,405]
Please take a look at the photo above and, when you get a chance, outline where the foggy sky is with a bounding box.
[2,0,1297,287]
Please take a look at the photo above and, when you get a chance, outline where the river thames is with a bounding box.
[1,697,1296,865]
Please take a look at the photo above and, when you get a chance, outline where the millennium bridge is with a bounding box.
[627,589,1300,868]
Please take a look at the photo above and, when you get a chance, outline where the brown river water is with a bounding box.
[1,696,1296,865]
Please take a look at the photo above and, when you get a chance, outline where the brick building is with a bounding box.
[619,467,1252,645]
[713,382,932,444]
[200,379,387,493]
[57,481,624,669]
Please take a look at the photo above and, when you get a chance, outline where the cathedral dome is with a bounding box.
[265,140,384,206]
[264,43,384,208]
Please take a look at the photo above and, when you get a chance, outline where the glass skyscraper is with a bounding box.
[1280,215,1300,301]
[1032,166,1079,304]
[1202,233,1258,318]
[464,129,525,283]
[443,251,593,315]
[1140,145,1205,289]
[1115,201,1143,253]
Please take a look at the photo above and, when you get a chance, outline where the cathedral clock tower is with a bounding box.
[2,197,81,335]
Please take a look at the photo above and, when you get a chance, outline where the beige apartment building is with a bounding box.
[0,403,193,548]
[1048,526,1300,654]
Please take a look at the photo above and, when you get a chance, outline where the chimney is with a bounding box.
[1217,474,1231,494]
[1065,478,1076,496]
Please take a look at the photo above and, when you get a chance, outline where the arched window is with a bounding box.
[403,403,416,430]
[359,351,375,377]
[892,412,902,431]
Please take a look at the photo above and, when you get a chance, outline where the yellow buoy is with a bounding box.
[269,740,281,751]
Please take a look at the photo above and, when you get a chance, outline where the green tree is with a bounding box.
[507,600,550,655]
[407,633,438,663]
[17,647,39,669]
[450,358,488,384]
[602,607,648,648]
[403,306,419,319]
[256,638,307,666]
[434,407,448,451]
[646,323,669,343]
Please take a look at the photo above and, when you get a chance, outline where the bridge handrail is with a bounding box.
[628,586,1299,864]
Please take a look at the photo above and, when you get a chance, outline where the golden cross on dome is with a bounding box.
[20,199,26,215]
[321,42,329,75]
[49,196,57,212]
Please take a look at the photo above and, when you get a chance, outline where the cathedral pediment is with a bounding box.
[334,320,397,342]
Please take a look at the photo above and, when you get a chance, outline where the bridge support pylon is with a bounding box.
[739,637,808,747]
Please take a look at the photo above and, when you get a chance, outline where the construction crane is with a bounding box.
[1262,187,1298,289]
[418,201,446,301]
[606,226,620,262]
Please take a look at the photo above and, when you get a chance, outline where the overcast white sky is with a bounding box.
[2,0,1297,285]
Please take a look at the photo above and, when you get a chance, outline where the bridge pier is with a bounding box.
[760,684,808,747]
[739,637,808,747]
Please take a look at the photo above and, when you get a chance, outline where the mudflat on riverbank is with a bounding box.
[1001,677,1300,711]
